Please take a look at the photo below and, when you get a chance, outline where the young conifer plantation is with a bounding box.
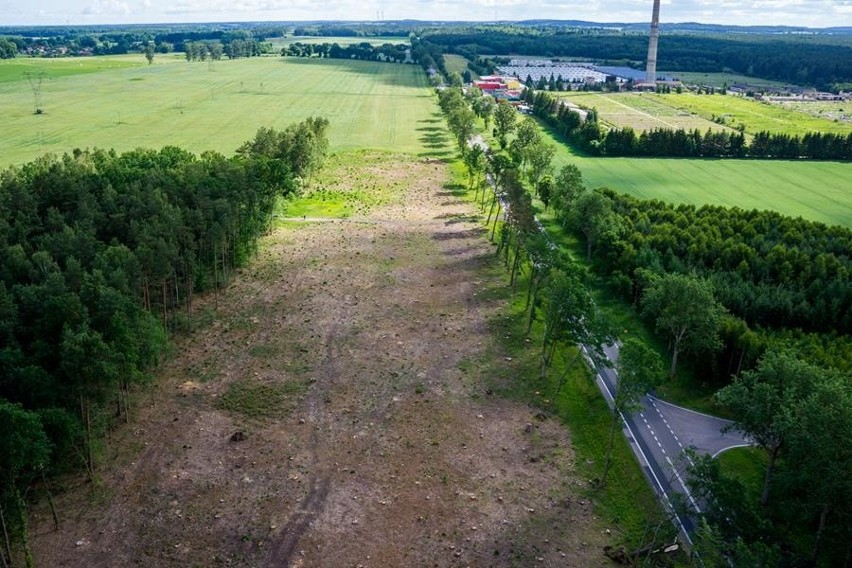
[0,117,329,563]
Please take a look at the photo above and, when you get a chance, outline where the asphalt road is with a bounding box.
[586,342,751,545]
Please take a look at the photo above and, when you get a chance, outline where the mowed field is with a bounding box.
[0,55,436,167]
[648,92,852,136]
[559,91,852,136]
[538,126,852,228]
[0,56,143,84]
[443,54,472,77]
[559,91,729,133]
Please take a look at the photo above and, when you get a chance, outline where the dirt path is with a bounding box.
[30,153,610,567]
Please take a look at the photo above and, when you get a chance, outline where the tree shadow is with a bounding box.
[436,252,498,280]
[431,227,487,241]
[438,181,467,197]
[278,57,431,88]
[416,116,453,156]
[420,131,449,147]
[417,150,453,160]
[443,215,481,225]
[433,212,481,223]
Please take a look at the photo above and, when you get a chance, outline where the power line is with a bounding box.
[24,70,46,114]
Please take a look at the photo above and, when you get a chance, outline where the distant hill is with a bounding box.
[2,20,851,36]
[514,19,852,35]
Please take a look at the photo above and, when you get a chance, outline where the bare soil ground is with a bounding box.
[29,152,612,567]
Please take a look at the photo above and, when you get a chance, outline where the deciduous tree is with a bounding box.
[526,141,555,192]
[508,117,541,172]
[715,350,825,507]
[143,42,155,65]
[783,370,851,564]
[641,272,724,378]
[551,164,585,225]
[472,94,495,130]
[463,144,486,196]
[539,269,608,385]
[570,190,621,260]
[0,401,50,568]
[493,100,517,150]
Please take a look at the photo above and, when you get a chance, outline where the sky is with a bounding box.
[1,0,850,29]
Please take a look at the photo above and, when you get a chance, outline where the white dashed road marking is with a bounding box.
[651,399,694,466]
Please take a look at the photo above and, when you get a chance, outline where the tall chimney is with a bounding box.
[646,0,661,84]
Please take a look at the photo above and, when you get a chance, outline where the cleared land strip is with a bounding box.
[30,155,610,567]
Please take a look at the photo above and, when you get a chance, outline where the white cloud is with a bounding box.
[2,0,850,27]
[82,0,131,15]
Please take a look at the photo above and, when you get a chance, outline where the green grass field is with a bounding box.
[443,54,471,77]
[718,447,768,501]
[537,126,852,228]
[647,92,852,136]
[665,71,788,89]
[0,56,436,167]
[558,91,851,137]
[0,55,145,84]
[2,55,850,228]
[559,91,728,133]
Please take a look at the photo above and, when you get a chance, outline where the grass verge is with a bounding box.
[486,273,673,548]
[717,446,767,502]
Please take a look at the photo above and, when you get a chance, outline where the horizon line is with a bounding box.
[1,19,850,32]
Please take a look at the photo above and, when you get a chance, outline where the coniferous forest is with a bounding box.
[585,190,851,366]
[0,118,329,560]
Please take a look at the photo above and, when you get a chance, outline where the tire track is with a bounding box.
[265,476,331,567]
[265,324,340,566]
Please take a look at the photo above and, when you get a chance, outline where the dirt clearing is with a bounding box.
[30,152,612,567]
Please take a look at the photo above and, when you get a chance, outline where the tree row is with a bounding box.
[183,39,270,61]
[281,42,413,64]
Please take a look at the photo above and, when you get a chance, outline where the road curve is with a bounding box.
[587,342,752,546]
